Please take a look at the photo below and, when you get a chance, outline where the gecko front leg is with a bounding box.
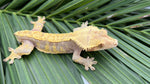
[3,40,34,64]
[72,48,97,71]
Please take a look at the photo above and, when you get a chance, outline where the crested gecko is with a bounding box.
[3,16,118,71]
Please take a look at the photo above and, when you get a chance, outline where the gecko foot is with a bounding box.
[83,56,97,71]
[30,16,46,24]
[3,52,21,64]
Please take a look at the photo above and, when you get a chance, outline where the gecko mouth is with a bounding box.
[87,43,104,51]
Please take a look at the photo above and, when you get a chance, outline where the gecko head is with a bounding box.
[99,29,118,50]
[87,28,118,51]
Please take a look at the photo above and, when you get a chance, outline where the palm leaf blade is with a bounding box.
[0,0,150,84]
[0,51,5,84]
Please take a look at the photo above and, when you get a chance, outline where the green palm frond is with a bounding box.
[0,0,150,84]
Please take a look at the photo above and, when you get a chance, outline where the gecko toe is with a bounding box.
[38,16,41,19]
[90,66,95,71]
[9,59,14,64]
[3,58,9,62]
[17,56,21,59]
[93,61,97,65]
[8,47,14,52]
[30,21,35,24]
[91,57,95,61]
[85,66,89,71]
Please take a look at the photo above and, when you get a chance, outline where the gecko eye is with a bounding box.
[99,43,104,48]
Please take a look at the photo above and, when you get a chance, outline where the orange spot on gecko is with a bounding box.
[52,43,57,52]
[36,42,40,47]
[60,47,65,52]
[45,42,50,51]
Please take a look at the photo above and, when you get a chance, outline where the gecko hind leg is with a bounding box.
[3,40,34,64]
[81,21,88,28]
[73,21,88,31]
[31,16,46,31]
